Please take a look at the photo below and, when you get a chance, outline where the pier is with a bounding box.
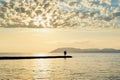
[0,56,72,60]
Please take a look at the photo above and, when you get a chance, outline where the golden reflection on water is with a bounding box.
[37,59,50,79]
[0,53,120,80]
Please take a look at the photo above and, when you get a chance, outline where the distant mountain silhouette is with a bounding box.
[50,47,120,53]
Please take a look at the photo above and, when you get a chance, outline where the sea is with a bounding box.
[0,53,120,80]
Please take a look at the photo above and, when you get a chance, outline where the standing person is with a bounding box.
[64,50,67,56]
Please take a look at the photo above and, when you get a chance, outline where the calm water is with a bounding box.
[0,53,120,80]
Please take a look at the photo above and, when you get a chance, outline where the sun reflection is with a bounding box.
[31,53,51,79]
[35,59,51,79]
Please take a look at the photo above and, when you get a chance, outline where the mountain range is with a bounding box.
[50,47,120,53]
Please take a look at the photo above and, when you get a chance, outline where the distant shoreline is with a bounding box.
[50,48,120,53]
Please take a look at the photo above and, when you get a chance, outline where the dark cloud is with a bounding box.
[113,12,120,17]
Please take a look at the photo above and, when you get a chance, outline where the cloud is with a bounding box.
[113,12,120,17]
[0,0,120,29]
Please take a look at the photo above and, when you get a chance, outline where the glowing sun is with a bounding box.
[41,28,50,32]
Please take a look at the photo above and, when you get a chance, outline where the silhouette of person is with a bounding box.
[64,50,67,56]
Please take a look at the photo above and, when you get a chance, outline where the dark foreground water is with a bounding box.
[0,53,120,80]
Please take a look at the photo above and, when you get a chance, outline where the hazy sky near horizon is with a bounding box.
[0,28,120,53]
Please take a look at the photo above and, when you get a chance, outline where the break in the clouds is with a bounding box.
[0,0,120,28]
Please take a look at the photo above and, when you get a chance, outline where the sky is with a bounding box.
[0,0,120,28]
[0,0,120,53]
[0,28,120,53]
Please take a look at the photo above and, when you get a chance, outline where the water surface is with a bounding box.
[0,53,120,80]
